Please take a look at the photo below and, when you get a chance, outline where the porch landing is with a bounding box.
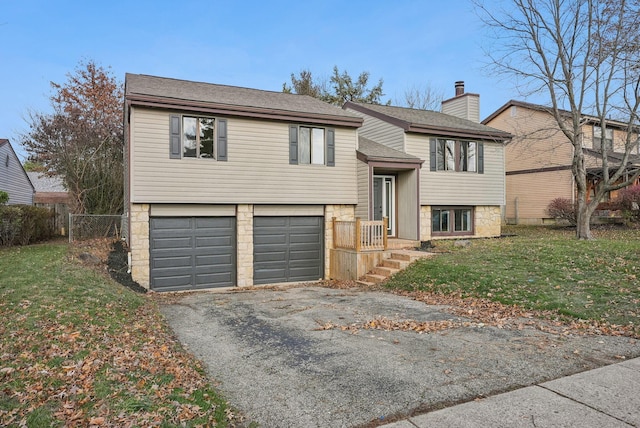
[386,238,420,250]
[357,249,435,286]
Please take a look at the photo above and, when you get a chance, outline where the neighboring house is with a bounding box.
[125,75,511,292]
[483,100,640,224]
[26,172,70,234]
[0,139,34,205]
[344,81,511,243]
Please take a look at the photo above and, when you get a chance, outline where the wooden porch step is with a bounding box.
[381,258,409,269]
[363,273,387,284]
[390,252,412,262]
[358,249,436,286]
[386,238,420,250]
[373,266,400,277]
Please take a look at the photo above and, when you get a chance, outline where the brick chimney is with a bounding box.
[441,81,480,123]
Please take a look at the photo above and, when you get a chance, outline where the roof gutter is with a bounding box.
[126,95,363,128]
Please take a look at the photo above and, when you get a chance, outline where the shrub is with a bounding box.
[616,185,640,223]
[0,205,55,246]
[0,190,8,205]
[546,197,577,225]
[0,206,22,246]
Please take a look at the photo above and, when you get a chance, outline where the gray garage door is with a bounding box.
[253,216,324,285]
[150,217,236,292]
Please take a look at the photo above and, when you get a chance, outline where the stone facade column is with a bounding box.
[129,203,150,289]
[236,204,254,287]
[324,204,355,279]
[420,205,432,242]
[475,205,502,238]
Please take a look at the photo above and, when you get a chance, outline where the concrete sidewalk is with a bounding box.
[382,357,640,428]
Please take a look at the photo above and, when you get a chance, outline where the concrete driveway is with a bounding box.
[158,285,639,427]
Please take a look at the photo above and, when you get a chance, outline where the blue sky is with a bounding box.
[1,0,538,161]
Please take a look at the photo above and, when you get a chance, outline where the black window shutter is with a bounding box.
[289,126,298,164]
[429,138,437,171]
[170,115,181,159]
[477,142,484,174]
[326,128,335,167]
[217,119,228,161]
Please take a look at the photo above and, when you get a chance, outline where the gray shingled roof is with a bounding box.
[357,137,422,162]
[347,102,511,138]
[125,74,361,121]
[26,172,66,192]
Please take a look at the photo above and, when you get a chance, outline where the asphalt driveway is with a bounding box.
[159,285,639,427]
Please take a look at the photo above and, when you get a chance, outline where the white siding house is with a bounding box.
[0,139,34,205]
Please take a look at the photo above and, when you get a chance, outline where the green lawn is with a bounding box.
[0,243,238,427]
[384,225,640,334]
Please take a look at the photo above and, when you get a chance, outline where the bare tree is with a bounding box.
[396,83,445,110]
[21,60,124,214]
[477,0,640,239]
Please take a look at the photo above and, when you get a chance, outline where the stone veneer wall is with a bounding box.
[474,205,502,237]
[419,205,502,241]
[324,205,356,279]
[419,206,432,242]
[236,204,253,287]
[129,203,150,288]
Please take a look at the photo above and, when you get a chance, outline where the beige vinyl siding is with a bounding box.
[130,108,357,204]
[487,107,573,172]
[150,204,236,216]
[505,170,574,223]
[355,159,369,219]
[582,124,638,155]
[253,205,324,216]
[405,134,506,206]
[441,95,480,123]
[396,169,419,239]
[347,108,405,151]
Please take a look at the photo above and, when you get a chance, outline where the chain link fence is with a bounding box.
[69,214,126,242]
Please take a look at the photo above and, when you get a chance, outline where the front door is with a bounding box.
[373,175,395,236]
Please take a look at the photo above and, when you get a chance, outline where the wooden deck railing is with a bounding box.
[332,217,388,251]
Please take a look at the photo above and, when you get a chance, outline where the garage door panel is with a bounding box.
[254,217,288,228]
[152,255,192,269]
[151,217,192,230]
[196,254,234,267]
[254,216,323,285]
[288,216,322,226]
[289,250,321,261]
[253,234,287,245]
[196,274,233,286]
[153,275,193,289]
[150,217,236,291]
[152,236,193,250]
[253,268,287,281]
[195,236,235,251]
[290,235,321,245]
[254,251,287,263]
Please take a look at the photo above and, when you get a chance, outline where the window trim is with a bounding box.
[169,114,227,161]
[289,124,335,166]
[593,125,613,151]
[430,138,483,173]
[431,206,475,236]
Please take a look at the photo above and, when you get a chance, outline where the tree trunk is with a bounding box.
[575,203,593,240]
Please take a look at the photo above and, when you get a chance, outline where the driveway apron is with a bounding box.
[159,286,639,427]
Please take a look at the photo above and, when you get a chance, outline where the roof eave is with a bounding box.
[343,101,410,130]
[127,94,363,128]
[407,124,512,141]
[356,150,424,165]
